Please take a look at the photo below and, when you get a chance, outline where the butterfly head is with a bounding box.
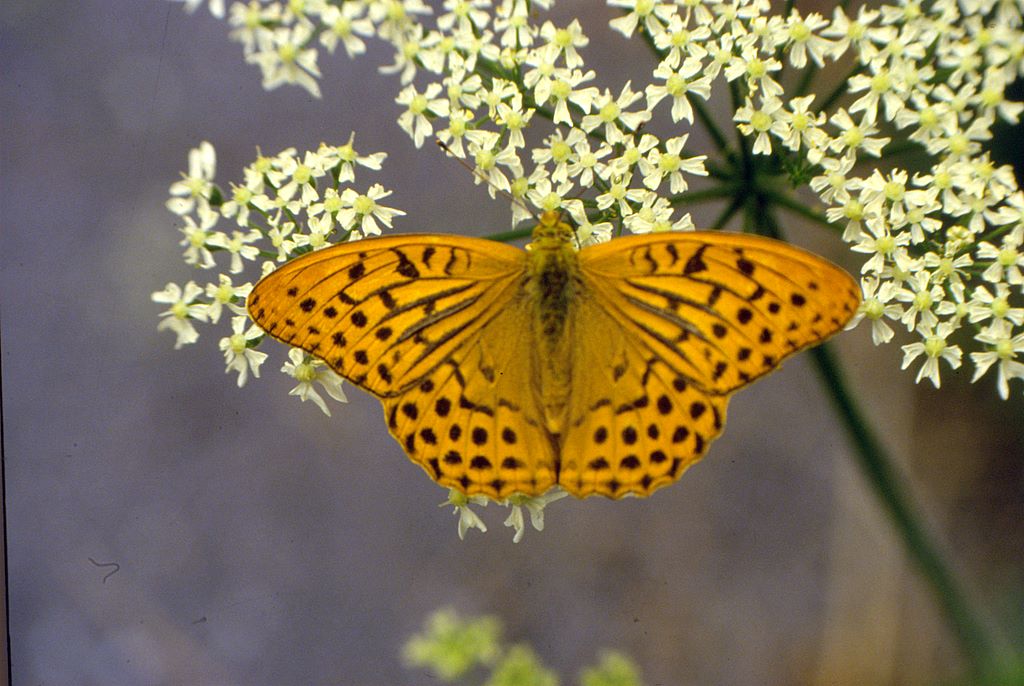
[527,210,577,253]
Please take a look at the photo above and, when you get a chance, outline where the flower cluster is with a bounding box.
[153,138,401,413]
[403,607,643,685]
[175,0,1024,398]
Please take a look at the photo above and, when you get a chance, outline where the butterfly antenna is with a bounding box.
[435,139,538,226]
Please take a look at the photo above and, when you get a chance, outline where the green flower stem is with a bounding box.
[794,62,819,97]
[819,61,863,112]
[763,188,837,233]
[485,226,533,243]
[711,191,746,230]
[688,95,733,155]
[669,183,741,207]
[811,343,997,680]
[757,209,997,681]
[879,137,927,159]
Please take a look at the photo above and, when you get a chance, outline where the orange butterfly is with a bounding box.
[248,211,859,500]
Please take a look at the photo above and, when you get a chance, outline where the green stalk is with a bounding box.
[758,209,997,681]
[764,188,838,233]
[807,342,997,681]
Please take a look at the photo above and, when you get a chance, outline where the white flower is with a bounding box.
[900,322,963,388]
[735,96,787,155]
[172,0,224,18]
[396,83,450,148]
[281,348,348,416]
[219,316,268,387]
[532,128,583,185]
[574,219,613,247]
[821,6,882,59]
[502,490,568,543]
[811,153,859,204]
[783,11,833,68]
[153,281,207,349]
[776,94,828,155]
[247,23,322,98]
[493,0,533,48]
[970,321,1024,399]
[167,141,216,216]
[272,150,327,205]
[595,173,649,216]
[319,3,374,58]
[894,270,944,332]
[220,183,256,226]
[548,68,599,126]
[178,201,219,269]
[724,46,783,98]
[208,229,262,274]
[967,283,1024,326]
[494,95,534,149]
[624,196,694,234]
[539,19,588,68]
[848,277,902,344]
[204,274,250,324]
[338,184,406,237]
[652,14,710,62]
[828,108,890,157]
[465,130,522,197]
[607,0,675,38]
[319,135,387,184]
[437,0,491,35]
[441,489,489,540]
[580,83,651,145]
[267,221,297,262]
[566,136,612,187]
[645,54,713,123]
[637,134,707,193]
[977,236,1023,286]
[526,176,577,214]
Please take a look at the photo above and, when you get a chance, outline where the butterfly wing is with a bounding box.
[577,232,860,393]
[558,295,730,498]
[559,232,859,498]
[381,302,557,497]
[249,235,556,498]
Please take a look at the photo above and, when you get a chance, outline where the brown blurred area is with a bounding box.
[2,1,1021,684]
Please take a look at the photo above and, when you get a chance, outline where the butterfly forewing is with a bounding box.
[249,236,528,395]
[578,232,860,394]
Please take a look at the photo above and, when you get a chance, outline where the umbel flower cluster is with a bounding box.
[157,0,1024,535]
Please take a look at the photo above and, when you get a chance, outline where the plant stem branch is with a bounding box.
[808,342,997,681]
[758,209,997,681]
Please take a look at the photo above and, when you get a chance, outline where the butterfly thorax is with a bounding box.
[525,211,582,434]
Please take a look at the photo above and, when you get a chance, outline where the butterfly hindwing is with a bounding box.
[383,304,557,498]
[560,297,729,498]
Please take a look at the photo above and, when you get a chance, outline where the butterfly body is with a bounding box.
[249,212,860,501]
[524,219,584,434]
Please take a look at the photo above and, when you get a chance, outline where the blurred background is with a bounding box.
[2,1,1022,684]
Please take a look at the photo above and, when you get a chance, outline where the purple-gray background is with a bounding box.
[3,2,1022,684]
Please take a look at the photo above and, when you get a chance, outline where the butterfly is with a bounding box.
[247,211,860,500]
